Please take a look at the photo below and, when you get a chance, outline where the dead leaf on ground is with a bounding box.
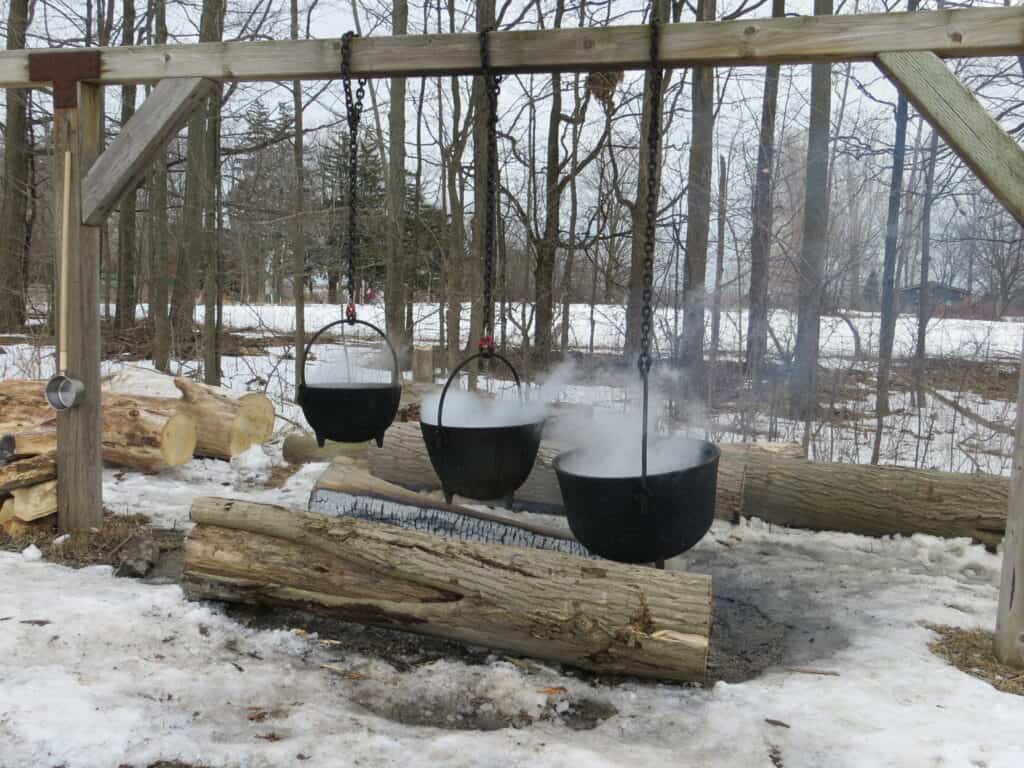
[537,686,568,696]
[320,663,365,680]
[256,732,283,742]
[765,719,791,729]
[246,708,269,722]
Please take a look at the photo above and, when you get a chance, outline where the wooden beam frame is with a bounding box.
[877,51,1024,227]
[0,7,1021,87]
[81,77,215,226]
[54,82,103,532]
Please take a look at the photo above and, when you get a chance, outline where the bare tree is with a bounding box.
[790,0,833,424]
[746,0,784,386]
[0,0,29,332]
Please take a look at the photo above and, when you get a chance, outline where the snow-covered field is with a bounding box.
[210,301,1024,362]
[2,306,1023,766]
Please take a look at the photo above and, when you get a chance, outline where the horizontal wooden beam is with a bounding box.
[81,77,215,226]
[877,51,1024,227]
[1,8,1022,88]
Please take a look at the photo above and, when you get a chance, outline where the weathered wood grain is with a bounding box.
[82,77,215,226]
[877,50,1024,225]
[0,8,1019,86]
[184,496,712,682]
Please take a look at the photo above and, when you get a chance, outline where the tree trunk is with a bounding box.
[170,0,223,360]
[202,73,223,385]
[745,0,784,386]
[913,129,939,405]
[876,0,919,419]
[789,0,833,421]
[625,0,669,359]
[533,1,566,362]
[385,0,409,364]
[709,153,726,392]
[681,0,717,400]
[464,0,496,359]
[183,496,712,682]
[115,0,138,330]
[0,0,29,332]
[291,0,307,389]
[149,0,171,371]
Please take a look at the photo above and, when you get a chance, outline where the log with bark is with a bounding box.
[1,379,198,472]
[183,496,712,682]
[310,460,586,556]
[0,454,56,493]
[102,367,275,459]
[366,422,1009,547]
[367,421,802,521]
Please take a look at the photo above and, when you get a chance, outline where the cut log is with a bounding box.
[183,496,712,682]
[0,380,198,473]
[365,422,1009,546]
[0,454,57,493]
[102,368,275,459]
[5,480,57,522]
[367,421,802,520]
[97,395,196,472]
[282,433,368,465]
[310,461,586,556]
[741,457,1008,548]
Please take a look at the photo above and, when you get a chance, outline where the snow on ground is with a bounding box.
[2,516,1023,767]
[4,311,1024,764]
[204,302,1024,362]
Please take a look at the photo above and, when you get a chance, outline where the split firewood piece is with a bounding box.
[0,429,56,463]
[5,480,57,522]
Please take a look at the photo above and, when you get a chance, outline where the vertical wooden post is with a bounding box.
[52,81,104,532]
[996,338,1024,666]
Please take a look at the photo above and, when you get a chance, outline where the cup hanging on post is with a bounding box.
[46,149,84,412]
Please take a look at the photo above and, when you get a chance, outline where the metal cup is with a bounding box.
[45,374,85,411]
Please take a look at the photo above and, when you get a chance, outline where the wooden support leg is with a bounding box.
[53,82,103,532]
[996,339,1024,667]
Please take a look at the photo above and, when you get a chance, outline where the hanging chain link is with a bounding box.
[639,12,662,377]
[639,5,663,487]
[479,28,501,355]
[341,31,366,322]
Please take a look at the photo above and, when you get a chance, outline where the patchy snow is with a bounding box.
[2,518,1023,766]
[102,446,326,530]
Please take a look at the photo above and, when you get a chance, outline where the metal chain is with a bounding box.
[640,5,663,484]
[479,28,501,354]
[341,31,366,322]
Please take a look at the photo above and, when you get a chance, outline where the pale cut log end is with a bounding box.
[229,395,276,456]
[161,413,198,467]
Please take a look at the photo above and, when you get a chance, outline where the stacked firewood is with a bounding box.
[0,368,275,534]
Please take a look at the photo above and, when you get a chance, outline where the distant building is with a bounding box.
[898,283,971,313]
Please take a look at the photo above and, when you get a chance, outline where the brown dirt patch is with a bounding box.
[927,623,1024,696]
[0,511,152,569]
